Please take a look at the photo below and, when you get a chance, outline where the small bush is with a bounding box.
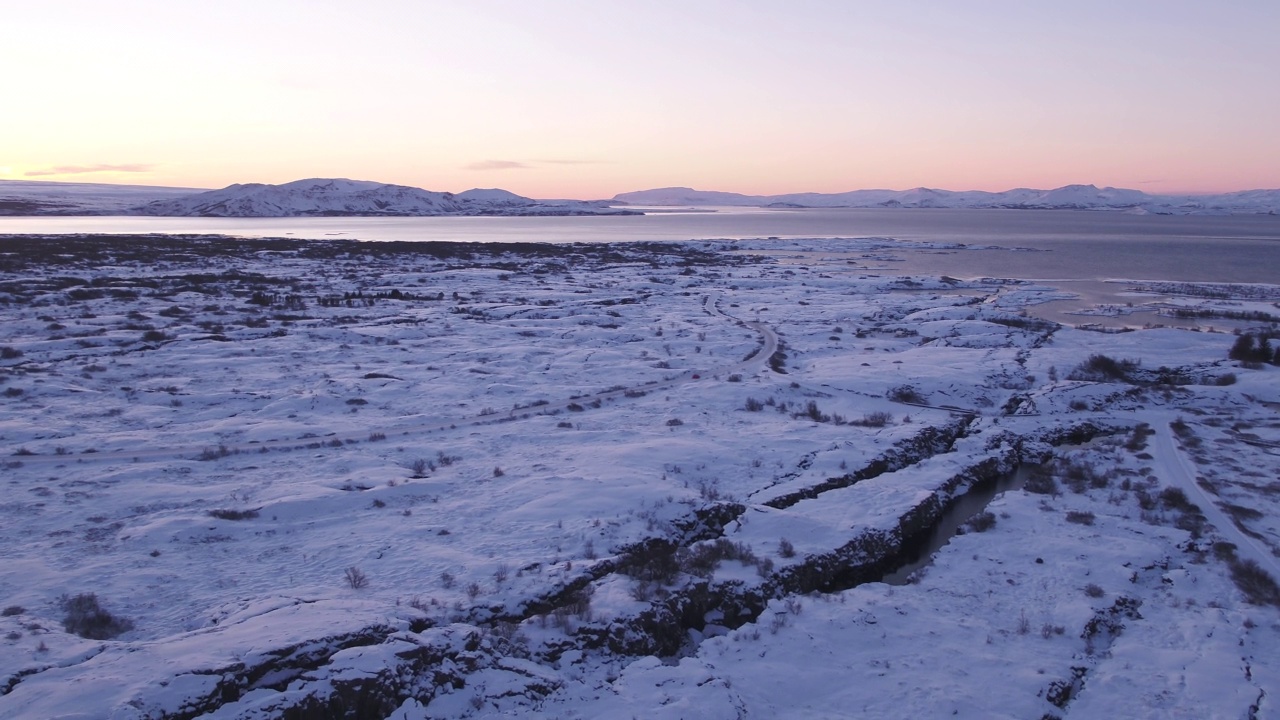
[1124,424,1153,452]
[621,541,681,584]
[964,511,997,533]
[744,396,764,412]
[141,329,168,343]
[1212,541,1238,561]
[666,418,684,427]
[564,584,594,617]
[1134,487,1157,510]
[797,400,829,423]
[854,411,893,428]
[727,374,742,382]
[1084,583,1105,598]
[1,605,24,616]
[0,346,22,360]
[1229,559,1280,606]
[344,566,369,589]
[1023,469,1058,495]
[756,557,775,576]
[1068,354,1139,382]
[60,593,133,639]
[679,539,757,578]
[778,537,796,558]
[208,508,259,520]
[1158,487,1194,512]
[887,385,923,404]
[1065,511,1096,526]
[1214,373,1238,386]
[1059,459,1102,493]
[197,445,231,461]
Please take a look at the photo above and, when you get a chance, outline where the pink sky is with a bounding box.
[4,1,1278,198]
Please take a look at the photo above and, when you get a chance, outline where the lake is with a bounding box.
[2,208,1278,285]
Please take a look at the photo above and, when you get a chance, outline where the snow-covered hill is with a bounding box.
[133,178,630,217]
[0,179,205,215]
[615,184,1280,215]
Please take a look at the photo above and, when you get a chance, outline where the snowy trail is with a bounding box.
[10,293,779,467]
[1151,416,1280,579]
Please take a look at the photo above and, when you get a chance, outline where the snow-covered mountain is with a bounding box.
[614,184,1280,215]
[8,177,1278,217]
[132,178,630,217]
[0,179,205,215]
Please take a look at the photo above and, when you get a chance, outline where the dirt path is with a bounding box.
[1151,416,1280,579]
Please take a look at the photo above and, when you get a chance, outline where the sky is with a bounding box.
[3,1,1279,198]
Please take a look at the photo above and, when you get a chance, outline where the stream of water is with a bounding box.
[880,466,1032,585]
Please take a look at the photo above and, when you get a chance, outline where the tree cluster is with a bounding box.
[1229,332,1279,365]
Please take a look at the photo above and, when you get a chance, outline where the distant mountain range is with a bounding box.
[0,178,634,217]
[2,178,1278,217]
[612,184,1280,215]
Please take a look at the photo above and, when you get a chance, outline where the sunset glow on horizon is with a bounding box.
[4,1,1279,198]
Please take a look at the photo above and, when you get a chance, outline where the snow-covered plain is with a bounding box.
[0,234,1276,719]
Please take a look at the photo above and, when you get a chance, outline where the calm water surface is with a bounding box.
[3,208,1278,284]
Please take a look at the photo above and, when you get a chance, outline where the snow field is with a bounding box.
[1,235,1277,718]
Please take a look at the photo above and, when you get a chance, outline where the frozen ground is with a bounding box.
[0,234,1277,719]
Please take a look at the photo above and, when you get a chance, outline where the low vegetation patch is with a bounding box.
[60,593,134,639]
[1228,559,1280,606]
[1068,354,1140,383]
[1065,510,1096,526]
[1124,423,1153,452]
[1023,468,1059,495]
[679,538,757,578]
[850,411,893,428]
[208,508,259,521]
[963,511,997,533]
[887,384,923,403]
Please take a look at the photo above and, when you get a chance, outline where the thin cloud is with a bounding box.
[465,160,531,171]
[535,158,611,165]
[465,158,611,170]
[25,163,154,177]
